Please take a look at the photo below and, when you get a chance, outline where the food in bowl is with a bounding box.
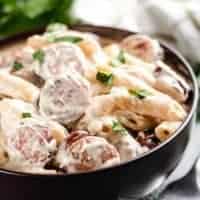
[0,23,190,174]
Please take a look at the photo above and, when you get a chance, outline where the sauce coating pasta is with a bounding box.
[0,23,190,174]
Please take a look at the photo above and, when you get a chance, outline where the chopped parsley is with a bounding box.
[33,49,45,64]
[22,112,32,118]
[129,89,152,99]
[110,50,126,67]
[48,36,83,44]
[96,71,113,86]
[112,120,128,135]
[46,23,66,32]
[110,59,120,68]
[13,61,24,71]
[117,50,126,64]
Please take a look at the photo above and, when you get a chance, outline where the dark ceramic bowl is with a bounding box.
[0,25,198,200]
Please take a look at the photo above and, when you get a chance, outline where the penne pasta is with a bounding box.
[0,71,40,103]
[154,61,190,102]
[0,98,36,134]
[115,111,157,131]
[104,44,189,102]
[82,87,186,121]
[155,121,182,142]
[86,65,186,120]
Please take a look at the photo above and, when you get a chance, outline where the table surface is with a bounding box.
[160,124,200,200]
[161,168,200,200]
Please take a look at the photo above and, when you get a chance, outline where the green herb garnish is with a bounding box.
[110,50,126,67]
[13,61,24,71]
[46,23,67,32]
[0,0,76,38]
[96,71,114,86]
[110,59,120,68]
[22,112,32,118]
[49,36,83,43]
[33,49,45,64]
[117,50,126,64]
[129,89,152,99]
[112,120,128,135]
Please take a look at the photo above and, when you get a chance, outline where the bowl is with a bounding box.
[0,24,198,200]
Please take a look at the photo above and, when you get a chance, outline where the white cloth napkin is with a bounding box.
[72,0,200,192]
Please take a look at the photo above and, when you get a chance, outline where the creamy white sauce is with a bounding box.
[0,24,189,174]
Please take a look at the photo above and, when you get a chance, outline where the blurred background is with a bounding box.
[0,0,199,65]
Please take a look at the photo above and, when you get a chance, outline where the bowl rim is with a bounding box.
[0,24,198,177]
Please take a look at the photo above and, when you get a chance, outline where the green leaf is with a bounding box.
[0,0,77,39]
[117,50,126,64]
[48,35,83,43]
[50,0,74,23]
[110,59,121,68]
[110,50,126,67]
[0,15,48,39]
[33,49,45,64]
[22,112,32,118]
[0,15,12,26]
[0,0,17,4]
[129,89,152,99]
[21,0,57,19]
[96,71,114,86]
[13,61,24,71]
[112,120,128,135]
